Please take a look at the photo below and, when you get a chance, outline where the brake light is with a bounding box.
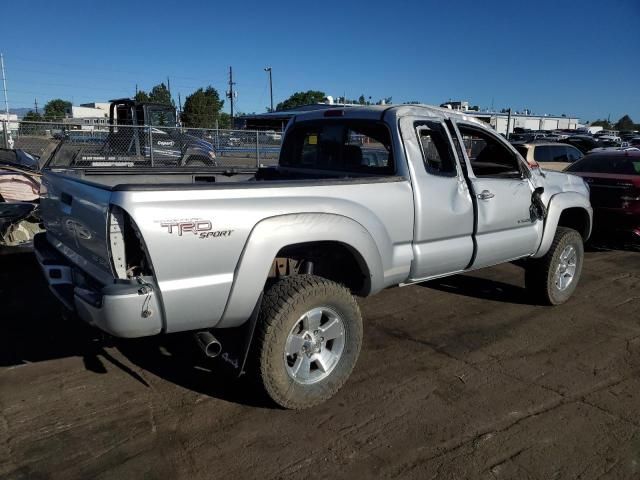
[324,109,344,117]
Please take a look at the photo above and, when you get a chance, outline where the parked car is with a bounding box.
[565,151,640,242]
[514,142,584,171]
[35,105,592,409]
[560,135,599,154]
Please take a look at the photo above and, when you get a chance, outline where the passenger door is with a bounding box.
[452,122,543,268]
[400,117,475,280]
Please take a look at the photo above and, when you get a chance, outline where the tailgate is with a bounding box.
[40,172,114,283]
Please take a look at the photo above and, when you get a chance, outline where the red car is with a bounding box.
[565,150,640,242]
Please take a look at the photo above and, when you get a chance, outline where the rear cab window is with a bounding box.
[279,121,394,175]
[415,121,457,176]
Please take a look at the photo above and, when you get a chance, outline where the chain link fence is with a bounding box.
[1,120,283,168]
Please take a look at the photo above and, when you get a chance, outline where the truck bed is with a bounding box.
[46,166,398,189]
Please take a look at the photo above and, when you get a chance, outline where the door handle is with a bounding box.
[477,190,495,200]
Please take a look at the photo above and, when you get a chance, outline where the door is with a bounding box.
[453,122,543,268]
[400,117,475,280]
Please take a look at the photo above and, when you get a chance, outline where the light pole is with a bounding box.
[264,67,273,112]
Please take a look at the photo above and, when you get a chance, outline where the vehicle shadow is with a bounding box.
[116,334,275,409]
[418,273,534,305]
[0,253,274,408]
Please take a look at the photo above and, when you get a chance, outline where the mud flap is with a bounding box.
[207,293,263,377]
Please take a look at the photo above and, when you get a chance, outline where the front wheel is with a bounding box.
[525,227,584,305]
[255,275,363,409]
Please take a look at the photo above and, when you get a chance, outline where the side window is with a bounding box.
[534,146,552,162]
[550,145,569,162]
[416,122,457,176]
[458,126,523,178]
[566,146,583,162]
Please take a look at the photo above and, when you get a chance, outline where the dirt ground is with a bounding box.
[1,248,639,480]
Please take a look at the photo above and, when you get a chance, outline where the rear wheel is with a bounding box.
[256,275,362,409]
[525,227,584,305]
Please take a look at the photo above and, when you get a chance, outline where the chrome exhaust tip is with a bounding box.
[195,331,222,358]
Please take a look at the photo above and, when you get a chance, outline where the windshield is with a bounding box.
[148,109,177,127]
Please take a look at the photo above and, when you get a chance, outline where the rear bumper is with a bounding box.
[34,233,163,338]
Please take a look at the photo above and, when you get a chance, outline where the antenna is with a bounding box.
[34,98,39,114]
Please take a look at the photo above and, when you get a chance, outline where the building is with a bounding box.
[63,105,109,131]
[0,113,19,133]
[439,99,579,135]
[469,111,579,136]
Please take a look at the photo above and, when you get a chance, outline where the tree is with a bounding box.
[590,119,612,129]
[614,115,634,132]
[276,90,326,111]
[20,111,45,134]
[180,86,225,129]
[218,112,231,129]
[44,99,71,120]
[22,110,43,122]
[148,83,173,106]
[135,90,151,103]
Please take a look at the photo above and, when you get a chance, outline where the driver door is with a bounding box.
[453,122,543,268]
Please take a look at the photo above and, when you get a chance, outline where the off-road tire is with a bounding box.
[525,227,584,305]
[256,275,363,409]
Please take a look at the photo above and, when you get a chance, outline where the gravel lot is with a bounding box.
[1,248,639,479]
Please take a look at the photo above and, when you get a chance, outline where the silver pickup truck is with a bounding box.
[35,105,592,409]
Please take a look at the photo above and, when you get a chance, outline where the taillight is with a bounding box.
[108,206,153,279]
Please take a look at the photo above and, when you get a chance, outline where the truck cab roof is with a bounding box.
[289,104,489,129]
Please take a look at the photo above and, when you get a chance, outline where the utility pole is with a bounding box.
[227,66,236,127]
[167,76,171,95]
[506,107,512,139]
[264,67,273,112]
[1,53,9,121]
[178,92,182,126]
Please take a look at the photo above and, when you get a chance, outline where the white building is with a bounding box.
[63,105,109,131]
[440,100,579,135]
[468,112,579,136]
[0,113,19,133]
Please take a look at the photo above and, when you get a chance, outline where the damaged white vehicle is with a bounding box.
[35,105,592,409]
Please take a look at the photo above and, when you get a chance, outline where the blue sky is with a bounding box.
[3,0,639,123]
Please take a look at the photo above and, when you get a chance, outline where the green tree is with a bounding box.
[135,90,151,103]
[20,111,45,134]
[148,83,173,106]
[218,112,231,129]
[44,99,72,120]
[276,90,326,111]
[23,110,43,122]
[614,114,634,131]
[590,119,612,129]
[180,86,225,129]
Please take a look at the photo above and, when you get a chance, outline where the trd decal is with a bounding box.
[160,219,233,239]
